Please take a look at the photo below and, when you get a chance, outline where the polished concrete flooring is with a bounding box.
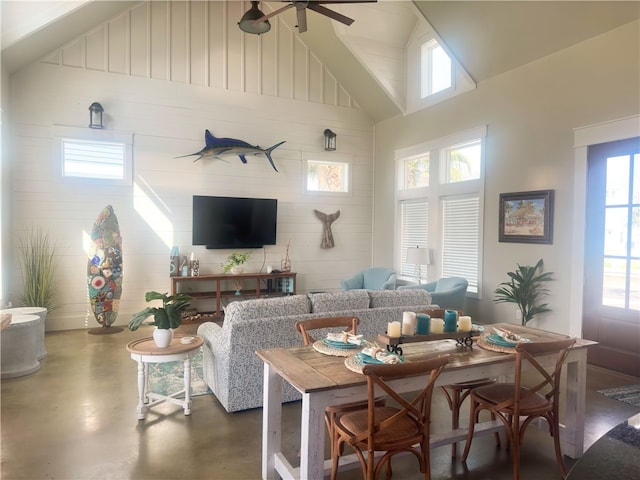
[2,325,639,480]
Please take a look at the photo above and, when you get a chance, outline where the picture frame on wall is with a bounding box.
[498,190,554,244]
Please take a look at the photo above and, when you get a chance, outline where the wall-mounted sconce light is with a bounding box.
[88,102,104,129]
[238,1,271,35]
[324,129,336,151]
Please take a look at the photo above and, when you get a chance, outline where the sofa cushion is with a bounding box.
[308,290,370,313]
[368,289,432,308]
[224,294,310,322]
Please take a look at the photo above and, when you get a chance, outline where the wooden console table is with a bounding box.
[170,272,297,318]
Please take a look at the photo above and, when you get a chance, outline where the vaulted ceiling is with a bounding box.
[2,1,639,122]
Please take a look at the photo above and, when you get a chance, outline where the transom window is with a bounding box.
[54,125,133,185]
[305,159,350,193]
[421,39,452,97]
[62,139,126,180]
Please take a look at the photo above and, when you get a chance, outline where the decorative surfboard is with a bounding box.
[87,205,123,330]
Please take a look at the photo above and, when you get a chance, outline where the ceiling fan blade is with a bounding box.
[295,4,308,33]
[307,3,355,26]
[255,4,293,23]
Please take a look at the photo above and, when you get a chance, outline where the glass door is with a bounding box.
[583,137,639,377]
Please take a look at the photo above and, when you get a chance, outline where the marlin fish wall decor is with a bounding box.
[176,129,285,172]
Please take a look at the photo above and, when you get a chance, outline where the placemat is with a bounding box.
[476,335,517,354]
[344,354,364,373]
[313,340,359,357]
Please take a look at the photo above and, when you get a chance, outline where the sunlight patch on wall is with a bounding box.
[133,178,174,249]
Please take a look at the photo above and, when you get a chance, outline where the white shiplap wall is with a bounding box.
[7,1,375,331]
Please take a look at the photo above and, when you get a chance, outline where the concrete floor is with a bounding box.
[1,324,638,480]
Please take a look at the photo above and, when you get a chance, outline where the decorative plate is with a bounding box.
[322,338,364,349]
[354,352,405,365]
[486,333,531,347]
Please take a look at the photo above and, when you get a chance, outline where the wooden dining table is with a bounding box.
[256,322,596,480]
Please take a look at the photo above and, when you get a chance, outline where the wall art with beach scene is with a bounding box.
[499,190,554,244]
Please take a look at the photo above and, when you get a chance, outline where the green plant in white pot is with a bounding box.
[128,291,193,348]
[221,252,250,274]
[494,258,553,326]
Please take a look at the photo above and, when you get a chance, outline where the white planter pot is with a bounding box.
[153,328,173,348]
[230,265,244,275]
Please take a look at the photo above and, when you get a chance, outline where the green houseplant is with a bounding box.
[494,258,553,325]
[18,226,59,312]
[128,291,193,347]
[221,252,250,274]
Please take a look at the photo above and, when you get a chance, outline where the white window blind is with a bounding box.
[442,195,480,293]
[62,139,126,180]
[400,199,429,281]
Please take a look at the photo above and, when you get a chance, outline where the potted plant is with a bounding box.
[18,226,59,312]
[494,258,553,325]
[221,252,250,274]
[128,291,193,348]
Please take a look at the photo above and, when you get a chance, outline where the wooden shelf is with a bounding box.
[170,272,297,320]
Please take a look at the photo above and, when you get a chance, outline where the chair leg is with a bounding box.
[511,414,521,480]
[551,415,568,478]
[461,399,479,462]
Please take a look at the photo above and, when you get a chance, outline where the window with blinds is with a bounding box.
[395,126,485,297]
[62,139,126,180]
[442,195,480,293]
[54,125,133,185]
[400,199,429,281]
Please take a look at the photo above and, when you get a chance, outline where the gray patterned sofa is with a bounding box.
[197,289,435,412]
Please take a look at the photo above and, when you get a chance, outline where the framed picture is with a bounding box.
[499,190,554,244]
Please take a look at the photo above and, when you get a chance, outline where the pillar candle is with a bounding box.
[430,318,444,334]
[387,321,401,338]
[402,311,416,336]
[444,310,458,333]
[458,315,472,332]
[416,313,431,335]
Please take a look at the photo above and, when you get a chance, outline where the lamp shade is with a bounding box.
[238,1,271,35]
[406,246,430,265]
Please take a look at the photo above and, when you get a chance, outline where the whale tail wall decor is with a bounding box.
[175,129,285,172]
[314,209,340,248]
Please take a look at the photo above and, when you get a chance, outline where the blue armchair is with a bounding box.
[399,277,468,310]
[341,267,396,291]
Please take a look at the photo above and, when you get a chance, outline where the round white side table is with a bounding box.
[126,334,204,420]
[1,314,41,378]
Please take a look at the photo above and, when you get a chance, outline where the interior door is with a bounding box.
[583,137,640,377]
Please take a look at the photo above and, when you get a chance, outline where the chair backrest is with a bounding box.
[513,338,577,414]
[362,267,396,290]
[435,277,468,293]
[356,356,450,445]
[295,316,360,346]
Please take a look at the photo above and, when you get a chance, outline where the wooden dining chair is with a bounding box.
[461,337,577,480]
[295,316,385,461]
[330,355,450,480]
[417,309,500,458]
[295,316,359,345]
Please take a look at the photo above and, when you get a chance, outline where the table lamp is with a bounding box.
[406,246,431,284]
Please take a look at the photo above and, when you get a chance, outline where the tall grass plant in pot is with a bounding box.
[18,226,60,312]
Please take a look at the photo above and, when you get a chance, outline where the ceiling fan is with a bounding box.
[239,1,377,35]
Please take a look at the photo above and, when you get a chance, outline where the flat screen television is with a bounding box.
[192,195,277,249]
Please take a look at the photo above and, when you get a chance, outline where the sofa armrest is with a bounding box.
[197,321,225,352]
[381,273,397,290]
